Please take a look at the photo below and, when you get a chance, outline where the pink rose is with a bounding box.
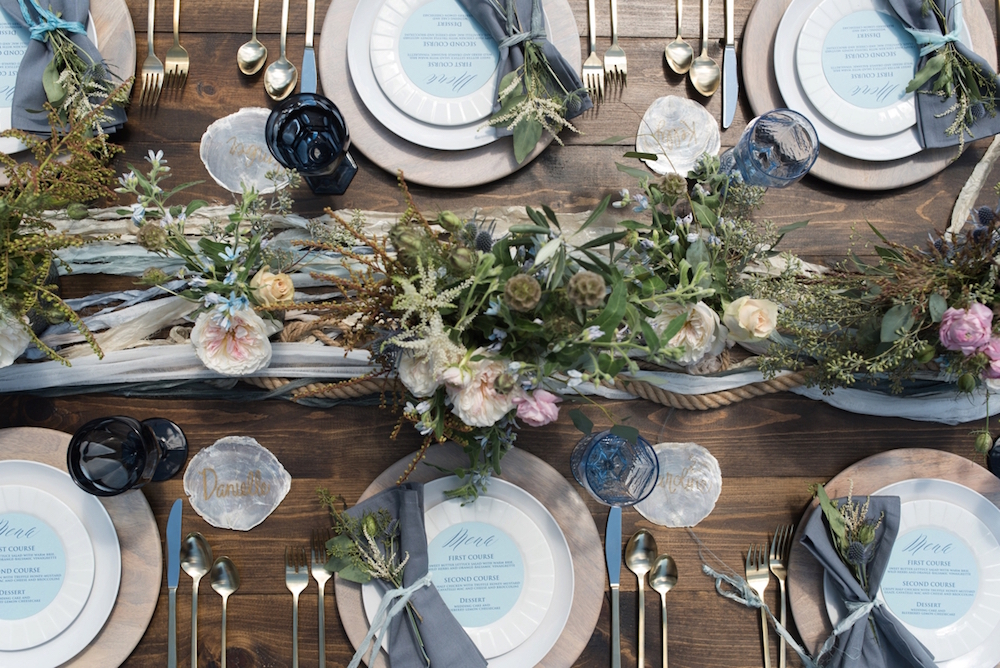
[939,302,993,355]
[982,338,1000,379]
[513,389,562,427]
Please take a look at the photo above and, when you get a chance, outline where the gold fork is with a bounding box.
[138,0,163,106]
[285,546,310,668]
[746,543,772,668]
[164,0,189,88]
[770,525,793,668]
[604,0,626,88]
[310,530,332,668]
[582,0,604,102]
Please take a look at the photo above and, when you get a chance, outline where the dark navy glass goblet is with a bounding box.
[265,93,358,196]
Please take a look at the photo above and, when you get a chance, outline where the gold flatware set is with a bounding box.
[746,525,794,668]
[286,530,333,667]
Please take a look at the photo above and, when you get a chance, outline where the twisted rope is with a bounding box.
[614,371,809,410]
[241,376,400,398]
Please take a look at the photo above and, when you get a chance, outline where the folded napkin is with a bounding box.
[887,0,1000,149]
[347,482,488,668]
[801,496,936,668]
[457,0,592,132]
[0,0,127,134]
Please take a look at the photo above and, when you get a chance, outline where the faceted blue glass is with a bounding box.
[571,430,659,506]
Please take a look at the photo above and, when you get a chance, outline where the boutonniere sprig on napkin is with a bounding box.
[458,0,592,163]
[320,483,488,668]
[0,0,127,134]
[800,484,936,668]
[888,0,1000,153]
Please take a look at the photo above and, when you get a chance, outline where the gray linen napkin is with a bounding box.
[800,496,936,668]
[0,0,127,133]
[347,482,488,668]
[456,0,592,132]
[886,0,1000,149]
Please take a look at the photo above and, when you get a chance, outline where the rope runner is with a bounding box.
[16,0,86,41]
[614,371,809,410]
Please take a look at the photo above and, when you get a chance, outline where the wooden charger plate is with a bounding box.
[788,448,1000,660]
[318,0,581,188]
[742,0,996,190]
[335,443,604,668]
[0,427,160,668]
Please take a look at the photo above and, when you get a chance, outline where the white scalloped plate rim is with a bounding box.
[0,485,95,651]
[369,0,499,127]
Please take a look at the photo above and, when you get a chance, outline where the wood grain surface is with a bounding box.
[787,449,1000,663]
[334,444,604,668]
[3,0,1000,665]
[742,0,997,190]
[0,427,160,668]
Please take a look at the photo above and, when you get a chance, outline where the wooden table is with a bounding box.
[3,0,1000,665]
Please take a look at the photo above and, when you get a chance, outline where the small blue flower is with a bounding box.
[117,171,137,190]
[146,149,165,165]
[223,271,238,286]
[566,370,583,388]
[218,246,240,263]
[190,276,208,288]
[667,234,679,245]
[584,325,604,341]
[485,298,502,316]
[678,213,693,227]
[130,203,145,225]
[612,188,631,209]
[640,239,655,250]
[686,232,700,243]
[632,193,649,213]
[488,328,507,342]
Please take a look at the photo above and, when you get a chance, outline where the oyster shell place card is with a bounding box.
[199,108,289,194]
[636,96,720,176]
[635,442,722,527]
[183,436,291,531]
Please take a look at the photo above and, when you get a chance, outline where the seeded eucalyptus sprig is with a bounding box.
[905,0,998,154]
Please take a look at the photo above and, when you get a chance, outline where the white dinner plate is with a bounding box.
[0,8,99,154]
[370,0,500,127]
[795,0,918,137]
[824,479,1000,667]
[774,0,970,161]
[362,476,574,667]
[0,461,121,667]
[0,486,95,650]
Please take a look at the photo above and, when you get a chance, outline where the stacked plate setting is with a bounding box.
[347,0,505,151]
[773,0,970,161]
[0,461,121,666]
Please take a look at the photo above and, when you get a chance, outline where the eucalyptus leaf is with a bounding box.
[880,304,915,342]
[813,483,846,543]
[570,409,593,436]
[610,424,639,444]
[513,118,544,164]
[42,59,66,107]
[906,54,946,93]
[928,293,948,323]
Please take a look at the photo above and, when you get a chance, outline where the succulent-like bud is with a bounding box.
[661,173,688,200]
[437,211,464,234]
[447,246,478,275]
[975,432,994,454]
[66,203,90,220]
[566,271,606,309]
[494,372,517,394]
[136,223,168,252]
[390,224,428,268]
[362,513,379,538]
[958,373,977,393]
[914,344,937,364]
[140,266,170,285]
[504,274,542,312]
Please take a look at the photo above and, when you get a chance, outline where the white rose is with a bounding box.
[0,307,30,368]
[724,296,778,343]
[398,351,441,398]
[443,352,513,428]
[190,308,273,376]
[250,267,295,307]
[648,300,726,366]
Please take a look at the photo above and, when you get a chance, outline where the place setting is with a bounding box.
[743,0,1000,189]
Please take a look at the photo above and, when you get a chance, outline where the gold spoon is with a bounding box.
[665,0,694,74]
[181,533,213,668]
[625,530,658,668]
[649,553,679,668]
[264,0,298,100]
[237,0,267,75]
[210,556,240,668]
[689,0,720,96]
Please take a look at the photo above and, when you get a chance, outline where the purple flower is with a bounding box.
[982,337,1000,379]
[512,389,562,427]
[939,302,994,355]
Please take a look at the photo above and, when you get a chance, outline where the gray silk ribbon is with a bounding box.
[0,0,127,134]
[886,0,1000,149]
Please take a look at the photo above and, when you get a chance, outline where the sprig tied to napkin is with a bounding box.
[458,0,592,163]
[888,0,1000,152]
[800,485,936,668]
[321,483,488,668]
[0,0,127,135]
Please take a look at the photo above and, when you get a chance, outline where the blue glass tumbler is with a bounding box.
[265,93,358,196]
[571,430,659,506]
[720,109,819,188]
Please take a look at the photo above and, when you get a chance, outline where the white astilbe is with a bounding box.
[488,70,578,146]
